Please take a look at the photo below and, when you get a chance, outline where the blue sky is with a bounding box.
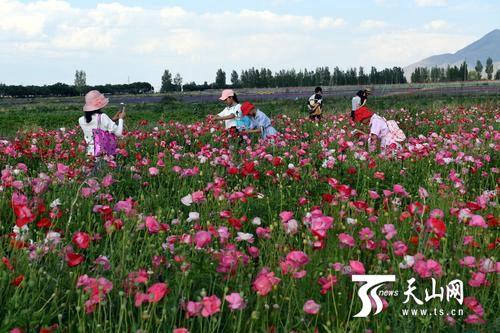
[1,0,498,89]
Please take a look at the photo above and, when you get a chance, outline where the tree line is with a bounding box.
[160,66,407,92]
[0,82,154,98]
[411,57,500,83]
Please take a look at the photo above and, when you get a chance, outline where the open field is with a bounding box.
[0,94,499,332]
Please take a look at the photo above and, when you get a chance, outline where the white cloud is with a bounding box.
[424,19,449,30]
[360,20,387,29]
[51,25,117,50]
[358,30,475,67]
[415,0,447,7]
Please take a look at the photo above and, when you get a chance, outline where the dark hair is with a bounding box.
[356,90,364,98]
[232,93,239,104]
[84,109,103,123]
[314,93,322,100]
[315,86,322,94]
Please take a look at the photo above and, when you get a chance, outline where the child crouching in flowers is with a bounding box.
[353,106,405,151]
[239,101,278,140]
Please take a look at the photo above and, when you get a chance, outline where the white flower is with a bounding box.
[235,232,254,243]
[186,212,200,222]
[181,194,193,206]
[399,255,415,269]
[346,218,357,225]
[50,198,62,208]
[45,231,61,245]
[252,217,261,225]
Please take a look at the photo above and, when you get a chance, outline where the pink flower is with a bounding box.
[393,241,408,256]
[191,191,205,203]
[338,233,355,248]
[94,255,111,270]
[225,292,246,311]
[393,184,408,196]
[303,300,321,314]
[310,215,333,239]
[469,215,487,228]
[148,167,159,176]
[252,268,281,296]
[102,174,114,187]
[413,259,442,278]
[194,231,212,248]
[135,292,150,307]
[464,296,484,316]
[145,216,161,234]
[201,295,221,317]
[147,282,169,303]
[381,224,397,240]
[368,190,380,199]
[459,256,476,268]
[349,260,366,275]
[468,272,488,287]
[186,301,203,317]
[173,329,190,333]
[318,274,337,295]
[418,187,429,199]
[464,314,486,324]
[279,211,294,222]
[359,227,374,240]
[114,198,136,216]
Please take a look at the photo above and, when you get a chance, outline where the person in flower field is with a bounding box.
[207,89,242,137]
[307,86,323,121]
[78,90,125,156]
[354,106,406,151]
[239,101,278,140]
[351,88,371,121]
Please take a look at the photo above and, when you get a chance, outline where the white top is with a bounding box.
[352,96,361,111]
[78,113,123,155]
[369,114,391,147]
[217,103,241,129]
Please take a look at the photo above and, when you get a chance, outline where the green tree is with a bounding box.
[173,73,183,92]
[74,70,86,95]
[474,60,483,79]
[215,69,226,88]
[495,69,500,80]
[230,70,240,87]
[160,69,174,93]
[485,57,494,80]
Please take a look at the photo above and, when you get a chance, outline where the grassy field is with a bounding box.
[1,93,499,138]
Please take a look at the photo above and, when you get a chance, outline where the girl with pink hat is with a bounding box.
[207,89,242,136]
[79,90,125,156]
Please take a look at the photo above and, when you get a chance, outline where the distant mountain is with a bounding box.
[404,29,500,78]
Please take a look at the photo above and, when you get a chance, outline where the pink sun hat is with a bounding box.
[83,90,109,112]
[219,89,235,101]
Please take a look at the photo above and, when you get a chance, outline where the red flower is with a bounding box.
[72,232,91,249]
[2,257,14,271]
[36,217,52,228]
[10,274,24,286]
[66,253,85,267]
[13,205,35,227]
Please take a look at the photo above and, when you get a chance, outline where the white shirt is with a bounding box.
[369,114,392,147]
[352,96,361,111]
[217,104,241,129]
[78,113,123,155]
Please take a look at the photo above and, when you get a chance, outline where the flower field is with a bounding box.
[0,97,498,332]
